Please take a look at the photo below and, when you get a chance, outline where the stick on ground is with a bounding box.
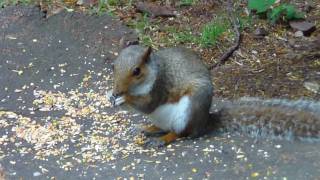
[209,0,241,70]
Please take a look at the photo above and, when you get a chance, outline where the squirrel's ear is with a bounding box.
[119,37,127,50]
[142,46,152,63]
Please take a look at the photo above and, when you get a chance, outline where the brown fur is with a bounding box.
[167,86,193,103]
[113,47,151,96]
[113,45,213,145]
[159,132,179,144]
[143,125,163,133]
[113,45,320,145]
[125,94,152,106]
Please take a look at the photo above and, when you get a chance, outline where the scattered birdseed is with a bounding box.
[251,172,260,178]
[191,168,197,173]
[274,145,282,149]
[33,171,41,177]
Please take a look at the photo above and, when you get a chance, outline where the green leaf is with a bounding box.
[248,0,276,13]
[285,4,296,19]
[268,5,285,23]
[268,4,305,23]
[283,4,304,20]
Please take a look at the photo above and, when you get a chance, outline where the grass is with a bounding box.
[199,19,229,47]
[89,0,133,15]
[1,0,32,7]
[175,30,197,44]
[140,35,154,47]
[1,0,239,49]
[239,14,254,31]
[155,17,230,48]
[89,0,121,15]
[146,16,232,48]
[127,13,150,34]
[127,13,156,47]
[179,0,198,6]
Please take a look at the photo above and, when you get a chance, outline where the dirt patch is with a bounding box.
[110,0,320,100]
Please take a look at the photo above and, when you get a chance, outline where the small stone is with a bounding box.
[77,0,97,6]
[253,27,268,38]
[294,31,304,37]
[289,20,316,36]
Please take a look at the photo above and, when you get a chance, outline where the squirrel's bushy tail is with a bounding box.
[210,98,320,142]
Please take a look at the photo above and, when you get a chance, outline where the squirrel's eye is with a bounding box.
[132,67,141,76]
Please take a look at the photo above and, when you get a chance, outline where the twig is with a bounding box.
[209,0,241,70]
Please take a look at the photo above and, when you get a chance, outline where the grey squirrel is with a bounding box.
[109,45,320,146]
[211,97,320,141]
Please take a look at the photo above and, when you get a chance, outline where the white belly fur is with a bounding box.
[149,96,191,134]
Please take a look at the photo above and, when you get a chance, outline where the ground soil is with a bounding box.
[108,0,320,100]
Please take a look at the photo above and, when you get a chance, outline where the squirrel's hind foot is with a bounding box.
[142,125,167,137]
[143,132,179,148]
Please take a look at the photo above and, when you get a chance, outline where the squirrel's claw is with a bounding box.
[107,91,125,107]
[114,96,125,106]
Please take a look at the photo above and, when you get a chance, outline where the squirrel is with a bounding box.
[109,45,320,147]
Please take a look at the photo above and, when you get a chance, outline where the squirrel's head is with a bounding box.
[111,45,157,106]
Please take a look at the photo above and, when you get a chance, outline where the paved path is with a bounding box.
[0,6,319,180]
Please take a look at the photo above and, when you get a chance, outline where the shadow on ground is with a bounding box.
[0,6,319,179]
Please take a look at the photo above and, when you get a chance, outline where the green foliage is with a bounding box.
[97,0,107,13]
[127,14,154,46]
[248,0,304,23]
[0,0,8,7]
[161,17,230,48]
[163,20,229,48]
[178,32,198,44]
[1,0,32,7]
[268,4,304,23]
[140,35,153,47]
[239,15,253,30]
[200,20,228,47]
[152,26,193,46]
[179,0,198,6]
[248,0,275,13]
[89,0,121,15]
[127,14,150,33]
[107,0,119,6]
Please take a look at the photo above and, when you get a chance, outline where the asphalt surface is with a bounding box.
[0,5,320,180]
